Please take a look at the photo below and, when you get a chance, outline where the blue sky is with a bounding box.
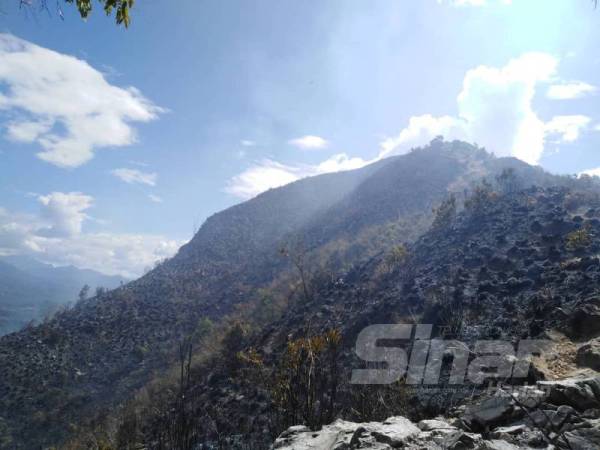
[0,0,599,277]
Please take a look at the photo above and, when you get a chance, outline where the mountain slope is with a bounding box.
[0,141,568,448]
[152,183,600,448]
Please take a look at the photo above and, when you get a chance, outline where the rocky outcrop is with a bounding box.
[577,338,600,371]
[569,300,600,339]
[273,377,600,449]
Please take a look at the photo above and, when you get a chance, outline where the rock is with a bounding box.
[577,338,600,371]
[563,426,600,450]
[272,420,357,449]
[462,396,518,431]
[538,377,600,411]
[417,419,455,431]
[481,439,520,450]
[369,417,421,446]
[271,417,420,450]
[569,300,600,338]
[489,424,527,439]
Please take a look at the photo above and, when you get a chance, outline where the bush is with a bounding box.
[495,168,521,194]
[431,195,457,230]
[272,329,341,430]
[566,226,592,251]
[221,322,249,374]
[465,179,496,216]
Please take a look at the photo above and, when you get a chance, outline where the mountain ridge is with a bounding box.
[0,140,584,448]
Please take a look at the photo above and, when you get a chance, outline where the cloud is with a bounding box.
[33,233,181,279]
[240,140,256,147]
[288,135,329,150]
[380,52,580,166]
[148,194,163,203]
[580,167,600,178]
[379,115,468,157]
[226,153,370,200]
[0,207,42,253]
[227,53,593,200]
[0,193,181,277]
[0,33,163,168]
[37,192,93,237]
[111,168,157,186]
[547,82,596,100]
[225,160,303,199]
[545,115,591,142]
[314,153,370,173]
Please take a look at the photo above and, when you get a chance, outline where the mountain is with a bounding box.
[0,141,583,448]
[0,255,127,336]
[130,180,600,448]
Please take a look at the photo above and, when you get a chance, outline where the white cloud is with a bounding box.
[314,153,370,173]
[0,193,181,277]
[579,167,600,178]
[547,81,596,100]
[148,194,163,203]
[226,152,371,200]
[0,33,163,168]
[0,207,42,253]
[240,140,256,147]
[228,53,592,200]
[38,192,93,237]
[111,168,157,186]
[379,115,468,158]
[34,233,181,279]
[288,135,329,150]
[380,52,577,166]
[225,160,303,199]
[545,115,591,142]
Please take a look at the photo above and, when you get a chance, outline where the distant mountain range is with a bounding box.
[0,255,127,336]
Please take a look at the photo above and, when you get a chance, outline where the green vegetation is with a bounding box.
[566,225,593,251]
[495,168,521,194]
[431,195,457,230]
[465,179,496,216]
[272,329,341,430]
[66,0,134,26]
[379,243,410,275]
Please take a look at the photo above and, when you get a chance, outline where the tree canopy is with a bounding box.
[24,0,134,27]
[67,0,134,26]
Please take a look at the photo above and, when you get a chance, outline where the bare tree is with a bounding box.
[280,237,313,303]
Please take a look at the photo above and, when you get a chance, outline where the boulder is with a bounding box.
[537,377,600,411]
[481,440,520,450]
[569,300,600,339]
[489,424,527,439]
[563,426,600,450]
[577,338,600,371]
[271,420,357,449]
[417,419,455,431]
[271,417,420,450]
[368,417,421,446]
[461,396,519,431]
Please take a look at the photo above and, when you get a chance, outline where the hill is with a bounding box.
[0,140,577,448]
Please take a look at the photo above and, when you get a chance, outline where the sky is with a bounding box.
[0,0,599,277]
